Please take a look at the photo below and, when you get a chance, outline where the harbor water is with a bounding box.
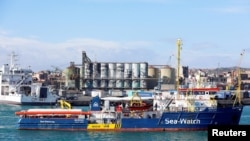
[0,104,250,141]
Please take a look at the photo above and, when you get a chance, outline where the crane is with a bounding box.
[58,100,72,109]
[176,38,182,98]
[234,49,245,106]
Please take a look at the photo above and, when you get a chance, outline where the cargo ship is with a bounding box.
[15,39,244,131]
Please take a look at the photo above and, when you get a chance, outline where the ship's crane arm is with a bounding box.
[58,100,72,109]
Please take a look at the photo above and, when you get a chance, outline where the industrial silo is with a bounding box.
[140,62,148,88]
[132,63,140,88]
[160,66,175,84]
[84,63,92,79]
[108,63,116,79]
[100,63,108,88]
[116,63,124,78]
[100,63,108,79]
[124,63,132,88]
[100,79,108,88]
[116,63,124,88]
[108,63,116,88]
[84,79,93,88]
[92,62,101,78]
[80,67,84,89]
[92,79,100,88]
[132,63,140,78]
[124,63,132,78]
[92,62,101,88]
[140,62,148,78]
[108,80,116,88]
[116,80,124,88]
[147,66,159,89]
[83,63,93,88]
[148,65,157,78]
[124,80,132,88]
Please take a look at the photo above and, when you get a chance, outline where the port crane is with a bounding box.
[176,38,182,98]
[234,49,245,106]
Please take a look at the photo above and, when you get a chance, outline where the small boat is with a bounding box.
[0,52,60,105]
[127,93,152,111]
[15,100,90,130]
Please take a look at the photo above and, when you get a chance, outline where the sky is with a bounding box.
[0,0,250,72]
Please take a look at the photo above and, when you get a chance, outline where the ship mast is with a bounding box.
[10,51,18,70]
[176,38,182,98]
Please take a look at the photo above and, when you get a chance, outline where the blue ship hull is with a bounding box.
[120,107,242,131]
[17,118,89,130]
[16,106,243,131]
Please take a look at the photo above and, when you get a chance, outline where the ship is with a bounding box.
[0,52,60,105]
[15,91,243,131]
[14,39,244,131]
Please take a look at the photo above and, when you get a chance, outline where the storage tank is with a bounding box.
[124,63,132,78]
[124,80,132,88]
[84,79,93,88]
[92,62,101,78]
[132,63,140,78]
[124,63,132,88]
[140,62,148,88]
[116,80,124,88]
[116,63,124,79]
[147,65,160,89]
[92,63,100,89]
[92,63,100,88]
[108,63,116,88]
[84,63,92,79]
[140,80,147,88]
[148,65,157,78]
[132,63,140,88]
[80,67,84,89]
[140,62,148,78]
[100,63,108,79]
[92,79,100,88]
[100,80,108,88]
[108,80,116,88]
[132,80,140,89]
[160,66,175,84]
[108,63,116,79]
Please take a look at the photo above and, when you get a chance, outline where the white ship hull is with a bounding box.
[0,93,59,105]
[0,52,60,105]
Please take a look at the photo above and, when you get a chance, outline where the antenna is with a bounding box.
[9,51,18,69]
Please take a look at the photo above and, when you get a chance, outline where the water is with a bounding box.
[0,104,250,141]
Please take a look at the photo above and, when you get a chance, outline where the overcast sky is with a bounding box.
[0,0,250,72]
